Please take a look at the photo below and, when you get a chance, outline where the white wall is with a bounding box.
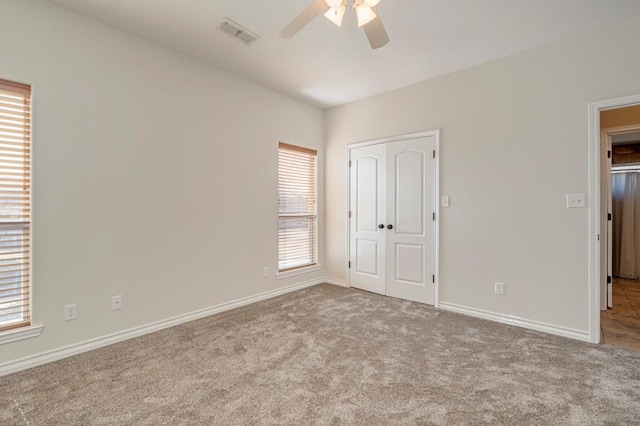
[325,18,640,336]
[0,0,324,365]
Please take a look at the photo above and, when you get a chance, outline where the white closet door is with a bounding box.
[385,137,435,304]
[349,144,387,295]
[349,136,436,305]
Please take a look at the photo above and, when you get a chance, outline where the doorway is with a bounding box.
[603,127,640,350]
[596,104,640,350]
[347,131,440,305]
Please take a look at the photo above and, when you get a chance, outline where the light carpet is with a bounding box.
[1,284,640,425]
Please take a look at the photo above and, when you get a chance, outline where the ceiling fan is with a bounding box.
[280,0,390,49]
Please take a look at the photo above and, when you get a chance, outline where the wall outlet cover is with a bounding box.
[566,193,586,208]
[112,295,123,311]
[64,304,77,321]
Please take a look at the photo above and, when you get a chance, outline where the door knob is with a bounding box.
[378,224,384,229]
[387,224,393,230]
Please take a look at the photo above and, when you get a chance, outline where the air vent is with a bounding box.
[218,19,260,46]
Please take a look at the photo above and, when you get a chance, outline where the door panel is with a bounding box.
[386,137,435,304]
[356,239,379,275]
[350,145,386,295]
[395,150,424,235]
[355,157,379,233]
[395,243,424,284]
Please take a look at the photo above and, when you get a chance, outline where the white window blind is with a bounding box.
[278,143,317,272]
[0,79,31,332]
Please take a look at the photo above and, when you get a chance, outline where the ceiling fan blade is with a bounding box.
[363,8,389,49]
[280,0,329,38]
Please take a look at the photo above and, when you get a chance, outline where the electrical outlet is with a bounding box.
[112,295,123,311]
[566,193,585,208]
[494,282,505,296]
[64,304,77,321]
[263,267,269,278]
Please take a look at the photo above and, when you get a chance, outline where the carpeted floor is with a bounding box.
[1,284,640,425]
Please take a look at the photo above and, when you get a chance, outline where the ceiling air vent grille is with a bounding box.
[218,19,260,46]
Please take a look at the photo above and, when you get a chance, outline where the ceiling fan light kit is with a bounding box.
[324,3,347,27]
[353,1,377,27]
[280,0,390,49]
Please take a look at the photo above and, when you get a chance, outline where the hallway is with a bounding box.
[601,277,640,351]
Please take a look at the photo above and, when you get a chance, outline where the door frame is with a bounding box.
[588,94,640,343]
[345,130,441,307]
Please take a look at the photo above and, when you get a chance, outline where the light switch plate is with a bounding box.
[566,193,586,208]
[441,196,450,207]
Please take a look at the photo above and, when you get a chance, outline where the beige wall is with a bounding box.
[601,105,640,128]
[0,0,324,365]
[325,18,640,336]
[4,0,640,367]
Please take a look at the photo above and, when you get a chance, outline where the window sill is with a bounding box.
[277,264,321,280]
[0,324,44,345]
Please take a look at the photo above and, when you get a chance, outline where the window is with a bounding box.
[278,143,317,272]
[0,79,31,332]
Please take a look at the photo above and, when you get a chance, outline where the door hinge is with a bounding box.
[348,261,351,268]
[607,150,611,159]
[432,150,436,159]
[432,212,435,221]
[608,213,612,221]
[607,275,612,284]
[432,275,435,283]
[349,160,352,167]
[349,211,351,218]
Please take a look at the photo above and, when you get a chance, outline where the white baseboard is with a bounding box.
[1,281,591,376]
[0,279,326,377]
[322,278,348,287]
[438,302,591,343]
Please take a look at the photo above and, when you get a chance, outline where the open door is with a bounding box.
[606,134,613,308]
[600,131,612,310]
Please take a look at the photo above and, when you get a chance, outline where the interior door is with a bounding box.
[349,136,436,305]
[607,134,613,308]
[385,137,435,304]
[349,144,387,295]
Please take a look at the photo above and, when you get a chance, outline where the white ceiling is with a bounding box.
[50,0,640,109]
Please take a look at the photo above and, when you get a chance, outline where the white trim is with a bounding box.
[345,143,351,290]
[323,278,348,287]
[347,131,439,149]
[588,94,640,344]
[433,130,441,309]
[439,302,591,342]
[0,280,324,377]
[345,130,441,306]
[612,164,640,171]
[276,264,321,279]
[605,125,640,136]
[0,324,43,345]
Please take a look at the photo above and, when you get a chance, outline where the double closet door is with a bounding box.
[349,136,436,304]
